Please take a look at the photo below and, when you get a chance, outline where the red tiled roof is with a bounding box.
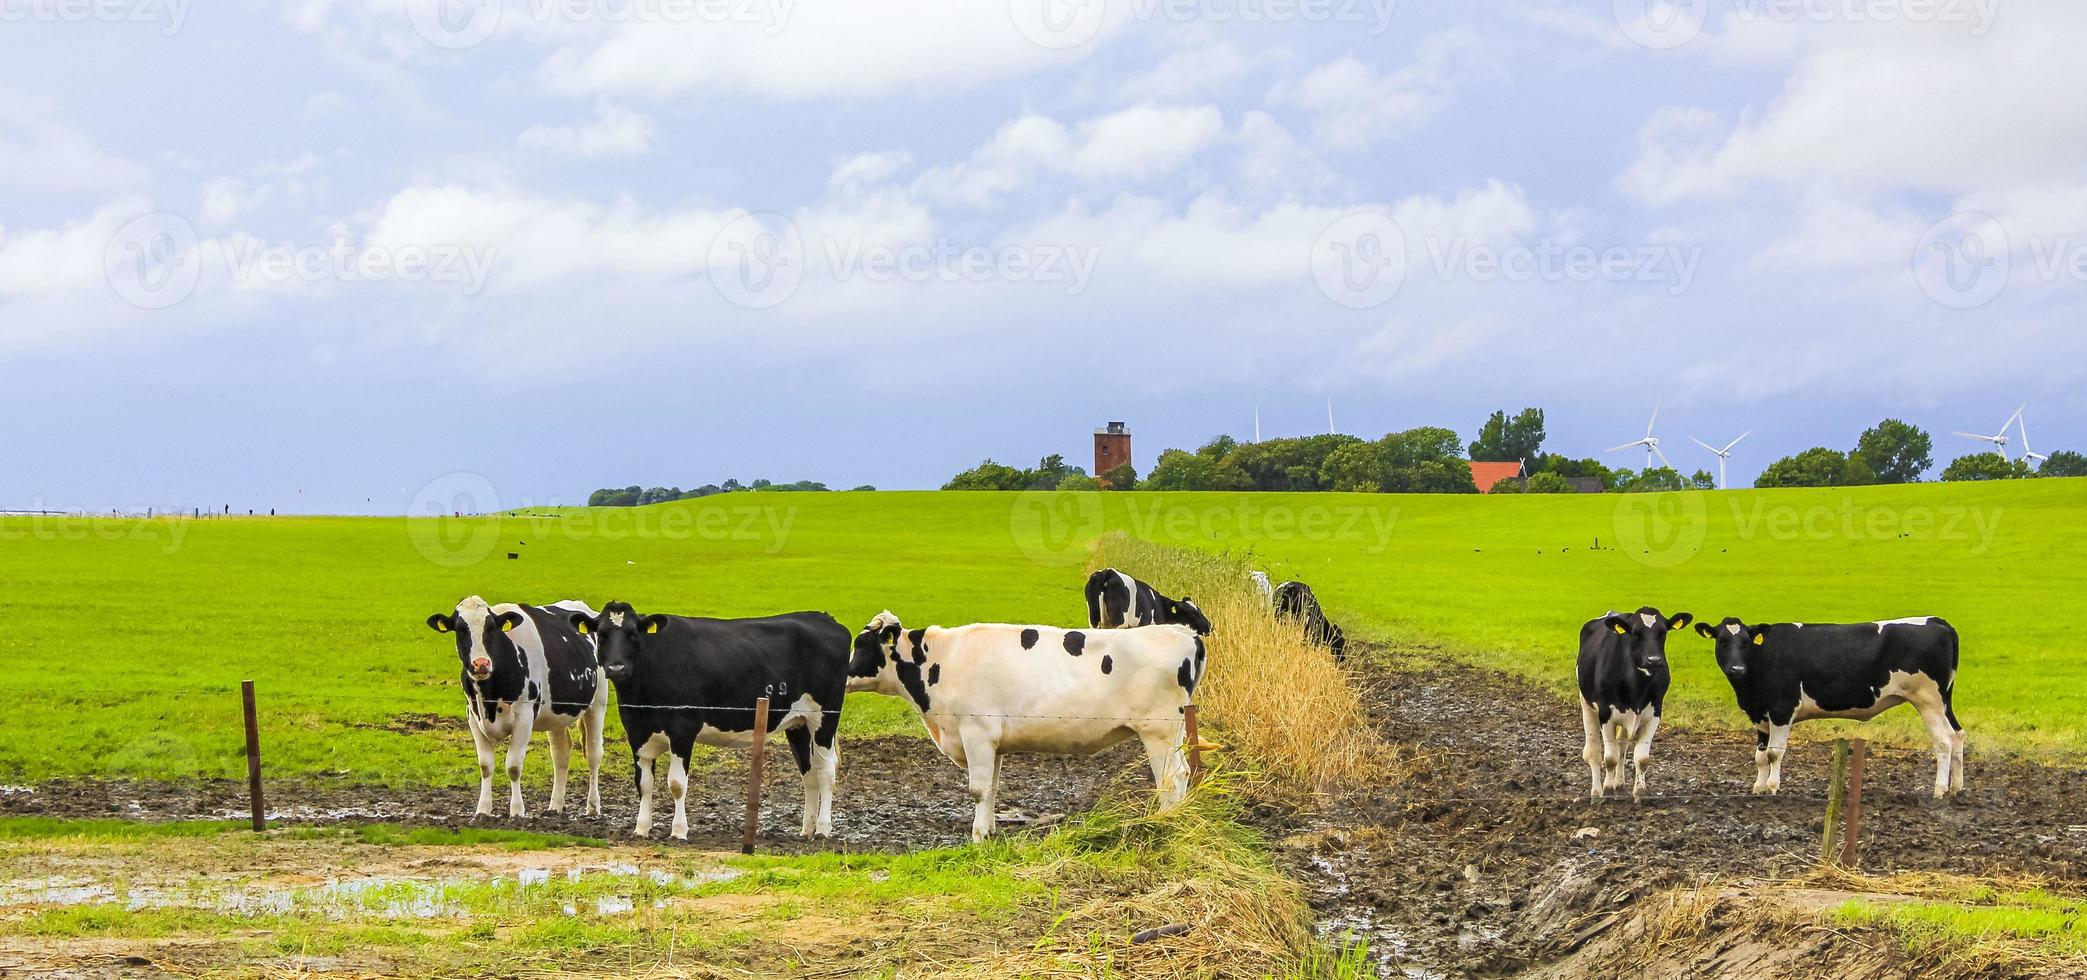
[1469,461,1525,494]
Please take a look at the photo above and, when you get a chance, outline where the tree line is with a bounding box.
[586,479,874,507]
[942,409,2084,494]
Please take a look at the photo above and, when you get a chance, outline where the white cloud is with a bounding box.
[517,105,656,157]
[917,106,1222,207]
[1268,31,1483,150]
[0,198,145,299]
[828,151,913,195]
[1122,42,1257,102]
[362,185,737,291]
[0,94,148,194]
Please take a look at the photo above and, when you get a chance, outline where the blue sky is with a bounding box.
[1,0,2080,513]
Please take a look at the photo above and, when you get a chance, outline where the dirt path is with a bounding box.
[0,736,1146,854]
[1278,651,2087,978]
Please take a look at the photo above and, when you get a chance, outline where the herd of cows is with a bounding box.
[423,567,1967,844]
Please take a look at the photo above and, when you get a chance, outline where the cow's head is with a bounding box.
[1170,597,1213,635]
[1694,617,1768,680]
[1600,606,1692,672]
[570,600,666,686]
[848,610,906,695]
[426,596,523,682]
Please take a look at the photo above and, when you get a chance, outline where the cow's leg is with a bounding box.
[1949,710,1967,796]
[1751,726,1772,794]
[504,707,535,818]
[632,733,665,838]
[667,744,693,842]
[1138,724,1189,808]
[582,705,605,816]
[1599,718,1624,798]
[547,726,572,814]
[809,710,840,838]
[1763,724,1791,795]
[467,715,497,818]
[959,729,1000,842]
[785,727,817,838]
[1630,714,1661,803]
[1579,701,1603,800]
[1915,701,1960,799]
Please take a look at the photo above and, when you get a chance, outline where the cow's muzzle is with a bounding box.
[469,660,493,680]
[1725,665,1747,677]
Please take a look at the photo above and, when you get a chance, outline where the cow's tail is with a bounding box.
[1084,569,1110,629]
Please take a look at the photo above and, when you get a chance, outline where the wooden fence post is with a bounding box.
[742,697,771,855]
[241,680,265,833]
[1841,739,1869,869]
[1183,704,1204,786]
[1821,738,1849,865]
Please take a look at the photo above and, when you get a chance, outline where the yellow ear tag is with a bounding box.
[644,621,661,635]
[500,619,517,632]
[575,622,589,635]
[434,621,450,633]
[1751,633,1765,646]
[1612,623,1627,635]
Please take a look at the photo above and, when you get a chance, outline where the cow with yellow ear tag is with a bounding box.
[424,595,606,819]
[1575,606,1692,802]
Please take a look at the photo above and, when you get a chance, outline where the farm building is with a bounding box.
[1469,461,1525,494]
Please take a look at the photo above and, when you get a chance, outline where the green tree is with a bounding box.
[1024,454,1082,491]
[1196,435,1238,461]
[1488,476,1525,493]
[1145,449,1224,491]
[849,485,877,491]
[1055,473,1101,491]
[1534,455,1615,490]
[1320,441,1390,492]
[1100,462,1138,490]
[1852,419,1933,484]
[1527,471,1575,493]
[1223,434,1363,491]
[1619,467,1686,492]
[1755,448,1875,488]
[1469,408,1545,463]
[1940,453,2033,481]
[1688,470,1717,491]
[943,459,1027,490]
[2037,450,2087,477]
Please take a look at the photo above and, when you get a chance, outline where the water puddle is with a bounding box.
[0,863,741,921]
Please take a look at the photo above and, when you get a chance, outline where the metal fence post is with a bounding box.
[742,697,771,855]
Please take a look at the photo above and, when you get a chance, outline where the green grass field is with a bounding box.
[2,478,2081,783]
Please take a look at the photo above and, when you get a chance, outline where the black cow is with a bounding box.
[572,602,851,840]
[1695,617,1965,798]
[1273,580,1346,662]
[1085,568,1211,634]
[424,596,606,818]
[1576,607,1692,801]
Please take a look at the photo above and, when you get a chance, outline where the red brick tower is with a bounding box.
[1094,421,1131,485]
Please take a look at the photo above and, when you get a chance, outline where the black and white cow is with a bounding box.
[425,596,607,818]
[1577,607,1692,802]
[848,612,1205,841]
[1085,567,1212,634]
[1273,580,1347,662]
[1695,617,1965,798]
[1249,571,1274,607]
[572,602,850,840]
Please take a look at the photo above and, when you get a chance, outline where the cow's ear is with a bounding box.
[881,623,902,645]
[1603,613,1628,635]
[640,615,668,635]
[1666,613,1693,632]
[570,613,593,635]
[1750,624,1770,646]
[496,611,523,632]
[1693,621,1717,639]
[426,614,452,633]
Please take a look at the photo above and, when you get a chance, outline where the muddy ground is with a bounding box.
[1277,654,2087,978]
[0,736,1146,854]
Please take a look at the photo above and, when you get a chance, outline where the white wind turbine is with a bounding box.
[1608,403,1672,471]
[1953,405,2023,459]
[2017,410,2050,467]
[1687,430,1752,490]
